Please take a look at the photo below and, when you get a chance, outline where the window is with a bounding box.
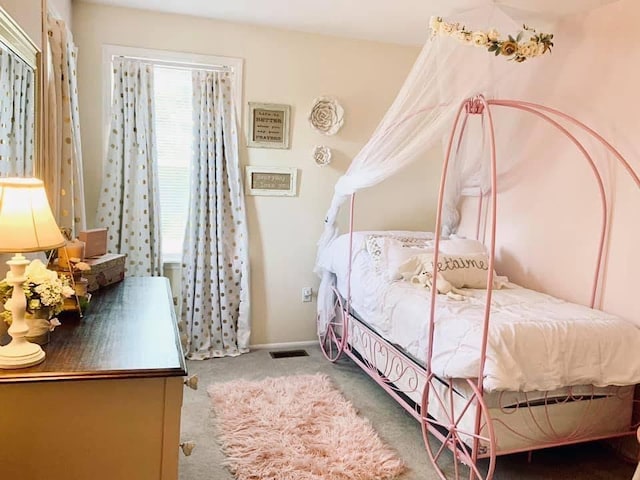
[153,67,192,263]
[102,46,243,264]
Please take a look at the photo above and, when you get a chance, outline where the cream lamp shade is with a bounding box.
[0,177,64,369]
[0,177,65,252]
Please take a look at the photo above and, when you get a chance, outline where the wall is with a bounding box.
[457,0,639,325]
[72,3,431,345]
[1,0,42,49]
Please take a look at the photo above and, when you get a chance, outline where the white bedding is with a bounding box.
[321,231,640,392]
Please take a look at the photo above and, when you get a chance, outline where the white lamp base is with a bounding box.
[0,253,46,369]
[0,341,45,368]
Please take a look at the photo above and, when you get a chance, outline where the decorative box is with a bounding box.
[79,228,108,258]
[84,253,126,292]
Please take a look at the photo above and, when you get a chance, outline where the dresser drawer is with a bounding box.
[0,376,184,480]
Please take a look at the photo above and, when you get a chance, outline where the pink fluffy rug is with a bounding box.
[207,373,406,480]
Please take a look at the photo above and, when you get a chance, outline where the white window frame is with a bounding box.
[100,45,243,265]
[102,45,243,165]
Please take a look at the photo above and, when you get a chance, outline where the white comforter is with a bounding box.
[324,233,640,392]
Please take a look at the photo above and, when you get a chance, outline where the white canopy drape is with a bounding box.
[314,5,556,330]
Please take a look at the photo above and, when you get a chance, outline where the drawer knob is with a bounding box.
[180,441,196,456]
[184,374,199,390]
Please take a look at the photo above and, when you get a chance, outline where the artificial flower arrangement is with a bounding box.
[0,259,75,330]
[429,16,554,63]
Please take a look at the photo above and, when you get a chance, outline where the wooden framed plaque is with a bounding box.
[247,102,290,149]
[245,166,297,196]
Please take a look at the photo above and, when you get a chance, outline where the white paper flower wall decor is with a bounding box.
[308,96,344,135]
[313,145,332,167]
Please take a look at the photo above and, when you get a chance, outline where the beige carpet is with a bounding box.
[208,373,406,480]
[181,347,637,480]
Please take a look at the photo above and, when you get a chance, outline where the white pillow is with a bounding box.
[433,253,492,289]
[366,235,434,280]
[365,233,490,282]
[320,230,433,279]
[396,251,508,290]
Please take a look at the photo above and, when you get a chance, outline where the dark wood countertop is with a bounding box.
[0,277,187,383]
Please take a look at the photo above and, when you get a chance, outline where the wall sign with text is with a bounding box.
[247,102,291,149]
[245,166,297,196]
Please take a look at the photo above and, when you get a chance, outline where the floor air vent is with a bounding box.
[269,349,309,359]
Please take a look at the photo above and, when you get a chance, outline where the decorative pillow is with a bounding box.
[396,249,508,290]
[433,253,491,289]
[366,233,433,250]
[319,231,434,281]
[364,235,384,271]
[366,235,433,279]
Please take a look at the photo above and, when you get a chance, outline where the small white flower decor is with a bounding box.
[313,145,332,167]
[308,96,344,135]
[0,259,74,328]
[429,16,554,63]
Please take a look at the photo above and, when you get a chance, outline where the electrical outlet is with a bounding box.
[302,287,313,303]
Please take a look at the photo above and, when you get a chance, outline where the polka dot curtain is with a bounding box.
[180,69,250,359]
[45,15,86,236]
[0,46,35,177]
[96,58,162,276]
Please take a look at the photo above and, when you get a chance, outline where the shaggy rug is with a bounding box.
[207,373,406,480]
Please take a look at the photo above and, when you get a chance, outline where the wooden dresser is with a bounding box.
[0,277,187,480]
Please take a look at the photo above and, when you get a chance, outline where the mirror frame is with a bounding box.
[0,6,41,179]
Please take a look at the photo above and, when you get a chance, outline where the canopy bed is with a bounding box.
[315,8,640,480]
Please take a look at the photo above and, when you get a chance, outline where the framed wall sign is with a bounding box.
[245,166,297,196]
[247,102,290,149]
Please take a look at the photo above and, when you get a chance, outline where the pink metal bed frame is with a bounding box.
[318,96,640,479]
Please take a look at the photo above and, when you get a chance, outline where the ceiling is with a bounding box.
[79,0,620,46]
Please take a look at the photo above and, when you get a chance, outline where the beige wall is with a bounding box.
[72,3,433,345]
[1,0,42,49]
[2,0,73,48]
[456,0,640,326]
[528,0,639,325]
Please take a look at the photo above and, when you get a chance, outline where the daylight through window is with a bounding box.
[153,66,192,263]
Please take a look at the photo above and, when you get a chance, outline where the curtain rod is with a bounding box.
[114,54,232,72]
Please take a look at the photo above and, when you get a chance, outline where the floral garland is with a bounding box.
[429,16,554,63]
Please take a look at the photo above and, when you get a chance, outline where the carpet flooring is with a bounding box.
[179,345,637,480]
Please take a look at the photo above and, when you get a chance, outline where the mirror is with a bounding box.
[0,6,39,178]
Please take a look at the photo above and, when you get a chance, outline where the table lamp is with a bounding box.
[0,177,65,369]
